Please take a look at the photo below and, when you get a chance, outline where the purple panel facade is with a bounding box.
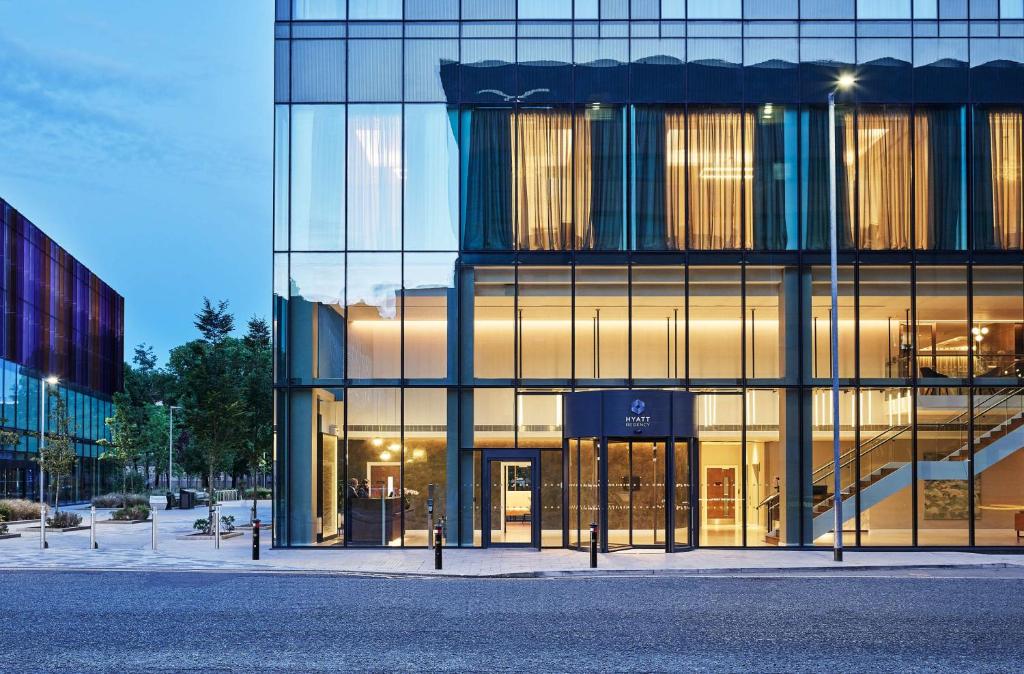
[0,198,124,397]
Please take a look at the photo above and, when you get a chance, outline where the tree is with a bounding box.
[170,299,247,525]
[98,400,144,495]
[238,316,273,516]
[37,390,75,512]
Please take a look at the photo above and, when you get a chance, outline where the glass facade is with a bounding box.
[274,4,1024,550]
[0,199,122,503]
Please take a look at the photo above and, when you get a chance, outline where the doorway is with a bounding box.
[481,451,540,548]
[606,440,667,549]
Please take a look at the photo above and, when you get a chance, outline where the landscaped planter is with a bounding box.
[0,533,22,540]
[179,531,244,541]
[24,525,91,533]
[101,519,151,525]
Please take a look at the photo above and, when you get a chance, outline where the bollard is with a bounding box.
[151,507,158,551]
[434,523,443,570]
[90,505,98,549]
[252,519,260,560]
[589,522,598,568]
[40,504,48,550]
[250,501,257,527]
[214,505,221,550]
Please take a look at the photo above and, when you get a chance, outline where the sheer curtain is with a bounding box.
[664,111,686,250]
[752,106,788,250]
[687,108,751,249]
[804,108,854,250]
[347,106,402,250]
[857,109,911,250]
[914,108,965,250]
[463,109,513,250]
[515,110,573,250]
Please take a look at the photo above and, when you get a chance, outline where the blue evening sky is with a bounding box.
[0,1,273,362]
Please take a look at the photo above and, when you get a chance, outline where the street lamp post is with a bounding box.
[828,73,855,562]
[38,375,59,506]
[156,402,182,492]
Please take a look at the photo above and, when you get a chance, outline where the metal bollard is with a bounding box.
[90,506,98,549]
[40,504,48,550]
[214,505,221,549]
[589,522,598,568]
[151,507,158,551]
[434,523,443,570]
[252,519,260,560]
[250,501,257,527]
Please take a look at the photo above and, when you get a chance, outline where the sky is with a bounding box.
[0,1,273,363]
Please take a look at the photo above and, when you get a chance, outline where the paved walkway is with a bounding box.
[3,499,1023,577]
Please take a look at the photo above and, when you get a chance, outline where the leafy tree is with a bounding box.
[0,419,21,457]
[170,299,247,524]
[38,390,76,512]
[238,316,273,515]
[98,400,144,495]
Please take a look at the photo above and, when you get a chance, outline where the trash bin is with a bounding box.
[179,489,194,509]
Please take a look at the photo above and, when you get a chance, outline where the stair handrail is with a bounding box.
[813,386,1024,509]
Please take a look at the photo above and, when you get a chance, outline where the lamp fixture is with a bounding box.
[371,437,383,447]
[836,72,856,90]
[379,451,392,462]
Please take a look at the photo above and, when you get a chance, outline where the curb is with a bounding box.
[0,561,1017,579]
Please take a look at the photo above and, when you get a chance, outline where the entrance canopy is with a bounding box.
[563,389,697,440]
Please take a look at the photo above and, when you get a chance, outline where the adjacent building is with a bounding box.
[0,198,124,504]
[272,0,1024,551]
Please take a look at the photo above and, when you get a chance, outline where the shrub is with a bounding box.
[112,505,150,521]
[91,493,149,508]
[0,515,7,535]
[46,511,82,528]
[0,498,43,521]
[124,471,147,494]
[242,487,271,499]
[192,515,234,534]
[221,515,236,532]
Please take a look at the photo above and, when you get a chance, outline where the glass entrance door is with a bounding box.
[606,440,667,549]
[481,451,540,548]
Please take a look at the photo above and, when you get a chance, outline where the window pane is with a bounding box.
[289,253,345,382]
[916,266,968,380]
[348,40,402,101]
[752,105,797,250]
[687,108,749,250]
[972,108,1023,251]
[347,254,401,378]
[746,267,783,380]
[515,110,573,251]
[274,105,289,251]
[519,0,571,18]
[858,0,911,17]
[470,267,515,379]
[857,388,913,546]
[291,105,345,251]
[698,392,744,546]
[688,0,740,18]
[914,0,938,17]
[403,389,447,546]
[405,0,458,19]
[630,267,684,379]
[291,40,345,102]
[404,253,456,380]
[404,40,457,102]
[858,266,912,379]
[917,386,969,545]
[801,107,854,250]
[292,0,345,20]
[349,0,401,19]
[689,267,742,379]
[404,105,459,250]
[634,107,683,250]
[462,109,514,250]
[575,106,625,250]
[971,267,1023,380]
[345,388,400,546]
[858,108,911,250]
[974,386,1024,545]
[811,266,855,379]
[914,107,966,250]
[575,266,628,380]
[518,267,571,379]
[347,105,402,250]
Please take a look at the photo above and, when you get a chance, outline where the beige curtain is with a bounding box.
[686,109,752,249]
[989,111,1023,250]
[913,114,932,249]
[573,110,593,249]
[514,110,573,250]
[664,111,686,249]
[858,109,911,250]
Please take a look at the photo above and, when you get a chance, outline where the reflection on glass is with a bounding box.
[289,253,345,382]
[404,254,456,380]
[518,267,571,379]
[858,267,912,379]
[345,388,401,547]
[575,267,628,380]
[470,267,515,379]
[916,266,968,380]
[347,254,400,379]
[403,389,446,547]
[291,105,345,251]
[404,106,459,250]
[348,105,402,250]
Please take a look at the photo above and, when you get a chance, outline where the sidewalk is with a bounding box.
[2,499,1022,577]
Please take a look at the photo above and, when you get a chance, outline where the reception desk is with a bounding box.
[349,497,402,545]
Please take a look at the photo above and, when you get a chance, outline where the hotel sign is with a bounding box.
[564,390,696,440]
[625,399,652,433]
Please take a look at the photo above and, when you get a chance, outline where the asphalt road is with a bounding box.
[3,570,1023,673]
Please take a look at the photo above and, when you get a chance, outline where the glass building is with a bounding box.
[273,0,1024,550]
[0,198,123,504]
